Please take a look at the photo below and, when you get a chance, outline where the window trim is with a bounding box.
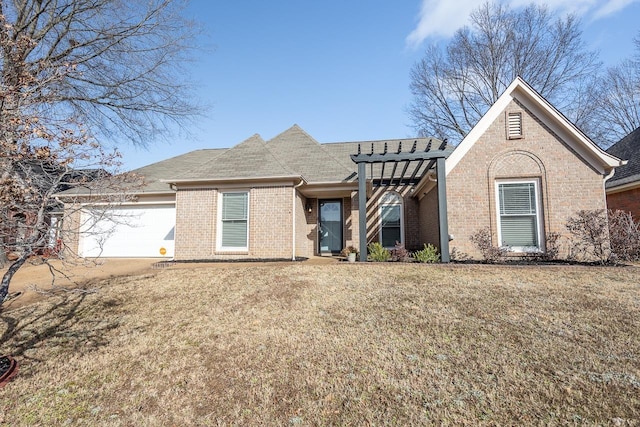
[216,190,250,252]
[378,191,404,249]
[494,179,543,253]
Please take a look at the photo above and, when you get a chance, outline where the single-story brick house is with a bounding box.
[605,127,640,219]
[60,77,623,261]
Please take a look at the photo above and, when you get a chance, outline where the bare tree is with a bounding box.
[0,0,199,303]
[589,33,640,147]
[408,2,601,143]
[0,97,141,302]
[0,0,200,145]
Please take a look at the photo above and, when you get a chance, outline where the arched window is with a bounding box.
[379,192,403,248]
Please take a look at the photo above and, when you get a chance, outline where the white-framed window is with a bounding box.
[217,191,249,251]
[495,180,543,252]
[379,191,403,248]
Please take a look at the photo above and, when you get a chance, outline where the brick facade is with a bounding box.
[418,185,440,250]
[60,203,81,257]
[607,186,640,221]
[174,185,294,260]
[444,99,607,259]
[175,188,216,260]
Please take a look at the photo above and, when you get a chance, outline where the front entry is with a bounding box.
[318,199,343,255]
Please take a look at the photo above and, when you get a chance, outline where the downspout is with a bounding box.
[602,167,617,210]
[292,179,305,261]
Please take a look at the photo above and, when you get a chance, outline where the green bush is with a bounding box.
[413,243,440,263]
[367,242,391,262]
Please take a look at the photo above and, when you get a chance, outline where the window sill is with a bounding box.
[501,247,542,255]
[215,250,249,255]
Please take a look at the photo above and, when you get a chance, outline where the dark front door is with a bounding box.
[319,199,343,254]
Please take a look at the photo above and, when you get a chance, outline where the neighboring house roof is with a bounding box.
[605,127,640,190]
[445,76,624,177]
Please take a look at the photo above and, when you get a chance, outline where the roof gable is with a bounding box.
[447,76,624,176]
[266,124,354,182]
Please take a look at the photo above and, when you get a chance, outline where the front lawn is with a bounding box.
[0,264,638,425]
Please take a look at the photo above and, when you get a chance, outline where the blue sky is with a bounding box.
[120,0,640,170]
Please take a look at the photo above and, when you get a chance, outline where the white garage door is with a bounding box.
[79,204,176,258]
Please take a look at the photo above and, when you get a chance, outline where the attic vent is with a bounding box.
[507,112,523,139]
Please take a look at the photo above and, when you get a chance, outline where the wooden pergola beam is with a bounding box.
[352,142,450,263]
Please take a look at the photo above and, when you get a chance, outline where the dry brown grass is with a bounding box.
[0,263,639,425]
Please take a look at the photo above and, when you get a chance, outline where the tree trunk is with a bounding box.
[0,253,28,304]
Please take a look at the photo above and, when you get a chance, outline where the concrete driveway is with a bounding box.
[1,256,338,309]
[1,258,158,309]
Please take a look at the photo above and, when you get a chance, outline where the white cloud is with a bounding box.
[591,0,639,20]
[406,0,484,48]
[406,0,639,48]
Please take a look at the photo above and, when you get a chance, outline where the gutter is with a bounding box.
[162,175,303,185]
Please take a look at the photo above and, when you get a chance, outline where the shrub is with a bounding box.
[469,227,506,263]
[565,209,611,264]
[450,247,470,261]
[413,243,440,263]
[531,231,562,262]
[390,241,411,262]
[608,209,640,261]
[367,242,391,262]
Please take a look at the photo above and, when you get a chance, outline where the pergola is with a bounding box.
[350,140,450,263]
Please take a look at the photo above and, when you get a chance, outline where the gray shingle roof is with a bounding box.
[266,125,354,182]
[171,134,297,181]
[133,148,226,192]
[57,148,226,196]
[168,125,452,184]
[59,125,453,196]
[606,127,640,189]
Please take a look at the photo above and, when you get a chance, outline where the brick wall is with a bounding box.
[175,185,293,260]
[418,186,440,250]
[295,192,314,258]
[607,187,640,220]
[174,188,216,260]
[248,186,292,258]
[446,99,607,259]
[350,192,360,250]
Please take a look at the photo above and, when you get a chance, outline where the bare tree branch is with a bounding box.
[408,2,601,144]
[587,32,640,147]
[1,0,202,146]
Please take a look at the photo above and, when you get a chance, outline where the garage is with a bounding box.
[78,204,176,258]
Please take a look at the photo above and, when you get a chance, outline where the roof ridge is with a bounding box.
[261,131,300,178]
[322,136,435,146]
[301,128,356,175]
[267,124,354,177]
